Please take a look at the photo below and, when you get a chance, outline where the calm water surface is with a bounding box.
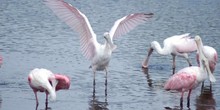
[0,0,220,110]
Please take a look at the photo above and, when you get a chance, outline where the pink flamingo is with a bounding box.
[28,68,70,108]
[44,0,153,85]
[196,45,218,89]
[164,35,216,108]
[142,33,197,74]
[0,55,3,67]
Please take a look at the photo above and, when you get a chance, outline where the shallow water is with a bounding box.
[0,0,220,110]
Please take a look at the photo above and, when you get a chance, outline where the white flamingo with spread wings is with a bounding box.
[44,0,153,84]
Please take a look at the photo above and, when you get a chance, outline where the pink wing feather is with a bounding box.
[109,13,153,40]
[44,0,98,60]
[164,69,196,91]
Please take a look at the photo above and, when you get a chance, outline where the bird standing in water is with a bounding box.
[142,33,197,74]
[164,36,216,108]
[196,45,218,90]
[44,0,153,85]
[28,68,70,109]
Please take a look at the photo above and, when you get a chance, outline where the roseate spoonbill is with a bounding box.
[0,55,3,67]
[44,0,153,85]
[142,33,197,74]
[28,68,70,108]
[196,45,218,90]
[164,35,216,108]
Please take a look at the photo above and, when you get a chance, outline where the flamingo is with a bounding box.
[196,45,218,90]
[142,33,197,74]
[28,68,70,108]
[0,55,2,67]
[164,35,216,108]
[44,0,153,85]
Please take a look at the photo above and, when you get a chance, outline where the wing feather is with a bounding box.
[164,73,196,91]
[109,13,153,40]
[44,0,98,60]
[170,33,197,53]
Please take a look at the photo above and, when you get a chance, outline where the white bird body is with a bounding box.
[28,68,57,101]
[197,45,218,73]
[164,35,216,108]
[142,33,197,74]
[152,33,196,56]
[28,68,70,108]
[91,42,112,71]
[196,45,218,90]
[44,0,153,83]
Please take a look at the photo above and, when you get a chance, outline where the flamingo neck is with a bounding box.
[197,67,207,82]
[151,41,170,55]
[105,40,116,51]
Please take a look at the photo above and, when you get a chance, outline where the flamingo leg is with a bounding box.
[104,68,108,97]
[186,59,192,67]
[142,48,153,68]
[93,71,96,86]
[187,89,192,108]
[45,93,48,109]
[180,92,184,108]
[172,54,176,74]
[92,81,95,99]
[201,81,204,92]
[34,91,39,110]
[105,68,108,86]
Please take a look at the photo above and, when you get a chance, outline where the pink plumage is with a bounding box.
[164,35,216,108]
[142,33,197,74]
[44,0,153,85]
[28,68,70,107]
[0,55,2,66]
[164,68,197,92]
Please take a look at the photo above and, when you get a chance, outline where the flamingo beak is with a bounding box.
[194,35,216,83]
[203,59,216,82]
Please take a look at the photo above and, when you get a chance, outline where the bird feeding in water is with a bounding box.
[28,68,70,108]
[142,33,197,74]
[196,45,218,90]
[44,0,153,85]
[164,35,216,108]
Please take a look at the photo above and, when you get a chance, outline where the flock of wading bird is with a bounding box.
[25,0,219,109]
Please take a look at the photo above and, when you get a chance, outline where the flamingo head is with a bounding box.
[150,41,159,50]
[194,35,201,44]
[53,74,70,91]
[104,32,111,42]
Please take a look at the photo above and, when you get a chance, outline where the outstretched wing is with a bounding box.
[109,13,153,41]
[44,0,98,60]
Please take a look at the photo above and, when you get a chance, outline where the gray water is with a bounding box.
[0,0,220,110]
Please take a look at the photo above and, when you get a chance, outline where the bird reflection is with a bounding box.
[142,68,153,87]
[195,87,216,110]
[0,96,2,109]
[89,78,108,110]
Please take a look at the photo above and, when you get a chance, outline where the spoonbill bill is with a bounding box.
[28,68,70,108]
[44,0,153,85]
[164,35,216,108]
[142,33,197,74]
[196,45,218,90]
